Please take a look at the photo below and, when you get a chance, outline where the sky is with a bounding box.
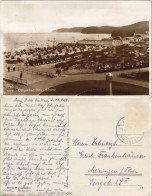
[1,1,151,33]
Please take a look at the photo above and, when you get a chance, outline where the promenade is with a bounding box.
[4,68,149,95]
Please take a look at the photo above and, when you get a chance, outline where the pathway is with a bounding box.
[4,68,149,95]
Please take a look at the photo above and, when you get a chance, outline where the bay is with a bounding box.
[4,32,111,52]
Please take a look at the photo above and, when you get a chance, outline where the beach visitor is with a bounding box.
[8,66,10,72]
[20,71,23,79]
[13,65,15,71]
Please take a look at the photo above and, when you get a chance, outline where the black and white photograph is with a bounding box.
[2,1,150,95]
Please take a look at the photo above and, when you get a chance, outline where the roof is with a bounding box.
[101,38,108,41]
[80,39,101,42]
[113,36,122,40]
[135,34,142,38]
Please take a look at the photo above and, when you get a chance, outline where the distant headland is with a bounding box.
[53,21,149,35]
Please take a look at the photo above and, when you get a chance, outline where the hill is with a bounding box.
[53,21,149,34]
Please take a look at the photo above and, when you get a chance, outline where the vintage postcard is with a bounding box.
[1,1,151,96]
[1,97,151,196]
[0,1,152,196]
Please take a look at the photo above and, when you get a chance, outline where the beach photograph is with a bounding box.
[2,1,150,95]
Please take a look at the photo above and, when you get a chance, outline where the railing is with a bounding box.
[7,66,49,77]
[15,67,49,76]
[4,74,27,85]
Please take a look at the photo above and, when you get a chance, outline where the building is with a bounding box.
[78,39,102,45]
[112,36,123,46]
[125,32,148,42]
[134,34,143,42]
[101,39,113,47]
[78,38,113,47]
[78,33,145,48]
[122,38,130,45]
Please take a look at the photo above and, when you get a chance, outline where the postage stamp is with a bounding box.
[116,117,144,144]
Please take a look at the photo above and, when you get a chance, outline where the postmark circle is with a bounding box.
[116,117,144,144]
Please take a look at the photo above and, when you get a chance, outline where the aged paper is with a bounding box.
[0,1,151,196]
[1,97,151,196]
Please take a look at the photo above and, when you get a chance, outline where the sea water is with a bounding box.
[4,32,111,52]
